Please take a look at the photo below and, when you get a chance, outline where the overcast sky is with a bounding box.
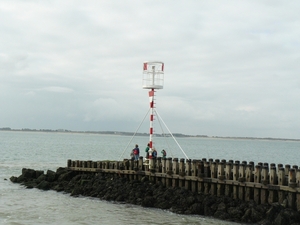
[1,1,300,139]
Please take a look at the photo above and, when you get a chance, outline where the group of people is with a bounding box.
[130,143,167,160]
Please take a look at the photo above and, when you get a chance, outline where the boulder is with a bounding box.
[10,167,300,225]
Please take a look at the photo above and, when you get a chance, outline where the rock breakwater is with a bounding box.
[10,168,300,225]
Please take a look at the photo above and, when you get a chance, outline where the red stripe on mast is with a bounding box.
[150,114,154,121]
[149,90,154,97]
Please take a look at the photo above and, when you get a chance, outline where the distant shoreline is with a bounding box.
[1,127,299,142]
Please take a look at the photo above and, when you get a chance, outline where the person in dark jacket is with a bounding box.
[145,143,150,159]
[152,147,157,158]
[161,149,167,158]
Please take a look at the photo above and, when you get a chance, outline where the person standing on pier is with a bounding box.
[152,147,157,158]
[145,143,150,159]
[133,144,140,161]
[161,149,167,158]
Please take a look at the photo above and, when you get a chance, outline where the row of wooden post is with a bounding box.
[67,157,300,210]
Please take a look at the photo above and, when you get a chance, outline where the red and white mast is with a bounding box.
[143,61,164,154]
[149,89,154,149]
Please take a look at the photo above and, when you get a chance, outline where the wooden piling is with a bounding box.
[225,162,233,197]
[245,164,253,201]
[296,169,300,211]
[179,158,185,187]
[254,165,261,204]
[232,162,239,199]
[172,158,179,187]
[260,166,269,204]
[217,162,225,196]
[288,169,296,209]
[268,165,277,204]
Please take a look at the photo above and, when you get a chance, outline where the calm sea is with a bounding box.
[1,131,300,225]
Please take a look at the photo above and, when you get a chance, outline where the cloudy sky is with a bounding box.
[1,1,300,139]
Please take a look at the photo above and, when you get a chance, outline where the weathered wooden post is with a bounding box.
[217,162,225,196]
[149,158,157,182]
[149,158,155,171]
[268,165,277,204]
[161,158,167,186]
[179,158,185,187]
[225,162,233,197]
[123,159,129,172]
[156,157,162,173]
[166,158,173,187]
[288,168,296,209]
[210,162,217,195]
[105,161,110,169]
[254,165,261,204]
[285,164,291,176]
[129,159,134,170]
[238,163,246,200]
[203,160,211,195]
[191,159,198,192]
[198,161,205,193]
[198,160,205,177]
[83,161,87,168]
[124,160,130,179]
[225,161,232,180]
[87,160,92,168]
[161,158,166,173]
[109,161,114,169]
[277,167,285,204]
[133,159,138,171]
[138,156,144,180]
[218,162,225,180]
[97,161,102,169]
[144,158,149,171]
[232,162,239,199]
[103,160,107,169]
[185,159,191,190]
[296,169,300,211]
[67,159,72,168]
[115,161,120,170]
[293,165,298,170]
[138,156,143,171]
[185,159,191,176]
[166,157,172,173]
[260,166,269,204]
[172,158,179,187]
[245,164,253,201]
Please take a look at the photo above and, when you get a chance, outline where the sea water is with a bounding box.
[1,131,300,225]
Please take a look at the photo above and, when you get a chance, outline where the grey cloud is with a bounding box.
[1,1,300,138]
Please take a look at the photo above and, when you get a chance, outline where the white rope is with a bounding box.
[118,108,150,161]
[155,110,189,160]
[154,109,174,158]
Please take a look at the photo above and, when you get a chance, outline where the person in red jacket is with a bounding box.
[133,144,140,161]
